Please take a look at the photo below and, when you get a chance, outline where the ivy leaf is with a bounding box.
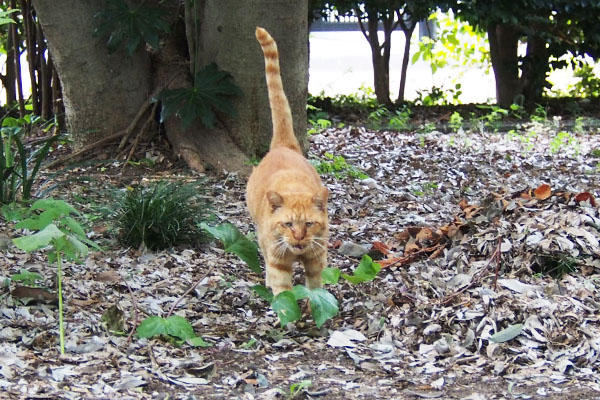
[306,288,338,328]
[165,315,196,341]
[252,285,274,303]
[158,63,242,130]
[13,223,64,252]
[291,285,311,300]
[489,323,523,343]
[136,316,167,339]
[271,291,302,327]
[321,267,340,284]
[201,223,261,274]
[341,255,381,284]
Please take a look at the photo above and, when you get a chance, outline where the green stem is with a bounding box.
[57,250,65,355]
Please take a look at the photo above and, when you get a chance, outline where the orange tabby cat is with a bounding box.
[247,27,329,296]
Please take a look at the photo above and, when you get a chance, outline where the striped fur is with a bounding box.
[247,27,329,296]
[255,27,302,153]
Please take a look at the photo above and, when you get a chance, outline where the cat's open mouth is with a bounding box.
[292,244,304,250]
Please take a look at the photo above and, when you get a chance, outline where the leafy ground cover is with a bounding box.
[1,110,600,399]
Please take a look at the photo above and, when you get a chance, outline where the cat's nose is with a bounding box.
[292,226,306,240]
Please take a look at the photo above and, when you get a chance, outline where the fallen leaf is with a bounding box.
[574,192,596,207]
[533,184,552,200]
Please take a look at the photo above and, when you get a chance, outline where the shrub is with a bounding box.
[115,181,209,250]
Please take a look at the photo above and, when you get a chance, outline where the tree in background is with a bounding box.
[447,0,600,107]
[30,0,308,173]
[0,0,61,123]
[315,0,437,106]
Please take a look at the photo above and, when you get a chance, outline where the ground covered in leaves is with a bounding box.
[1,114,600,399]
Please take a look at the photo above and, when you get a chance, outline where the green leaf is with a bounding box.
[136,316,167,339]
[271,291,301,327]
[201,223,261,274]
[13,223,64,252]
[321,267,340,284]
[291,285,311,300]
[165,315,196,341]
[10,268,43,286]
[252,285,274,303]
[158,63,241,130]
[94,0,169,55]
[62,216,87,238]
[187,336,212,347]
[341,255,381,284]
[489,323,523,343]
[290,380,312,397]
[306,288,338,328]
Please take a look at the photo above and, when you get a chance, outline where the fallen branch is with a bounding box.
[166,270,210,318]
[46,86,163,169]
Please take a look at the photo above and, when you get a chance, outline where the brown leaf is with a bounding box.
[11,286,57,304]
[415,227,434,243]
[574,192,596,207]
[404,240,420,254]
[371,241,391,255]
[533,184,552,200]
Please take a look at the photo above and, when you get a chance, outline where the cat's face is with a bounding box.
[266,189,328,257]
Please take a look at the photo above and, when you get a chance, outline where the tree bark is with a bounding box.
[520,35,548,104]
[197,0,309,156]
[32,0,307,174]
[397,14,416,105]
[488,23,520,108]
[32,0,151,147]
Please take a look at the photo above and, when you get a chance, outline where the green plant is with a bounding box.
[389,106,412,131]
[201,222,261,274]
[253,255,380,328]
[475,104,508,132]
[136,315,211,347]
[449,111,464,132]
[157,63,242,130]
[0,123,60,204]
[531,104,548,123]
[288,380,312,399]
[115,181,209,250]
[12,199,100,355]
[549,131,579,154]
[94,0,170,55]
[311,152,368,180]
[307,104,332,135]
[9,268,44,287]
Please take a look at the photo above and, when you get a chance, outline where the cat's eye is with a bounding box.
[305,222,314,227]
[284,222,293,227]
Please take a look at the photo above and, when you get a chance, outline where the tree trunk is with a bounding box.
[196,0,309,157]
[520,35,548,104]
[32,0,151,147]
[32,0,306,174]
[397,15,416,105]
[488,23,520,108]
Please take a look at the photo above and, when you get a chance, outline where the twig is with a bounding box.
[493,237,502,291]
[46,85,163,169]
[121,101,159,165]
[122,277,139,345]
[166,271,210,318]
[440,241,502,305]
[117,86,162,152]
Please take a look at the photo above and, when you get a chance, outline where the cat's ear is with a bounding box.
[312,187,328,211]
[266,191,283,212]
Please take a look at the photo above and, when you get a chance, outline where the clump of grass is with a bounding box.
[115,181,209,250]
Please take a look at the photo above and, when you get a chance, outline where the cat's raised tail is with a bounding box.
[255,27,302,154]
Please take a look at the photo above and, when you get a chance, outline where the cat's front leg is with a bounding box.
[302,251,327,290]
[266,262,293,295]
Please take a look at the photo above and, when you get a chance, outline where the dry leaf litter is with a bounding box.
[1,121,600,399]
